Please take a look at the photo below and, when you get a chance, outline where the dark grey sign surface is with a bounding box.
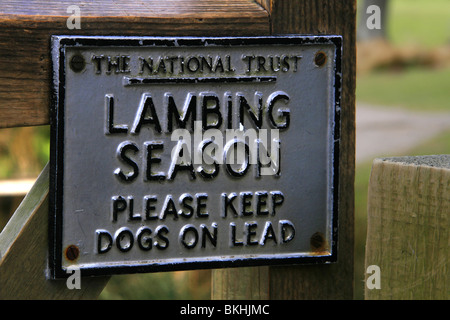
[50,35,341,278]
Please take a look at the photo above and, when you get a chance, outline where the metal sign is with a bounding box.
[49,35,341,278]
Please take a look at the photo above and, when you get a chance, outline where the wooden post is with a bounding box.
[1,0,356,299]
[365,156,449,300]
[0,0,269,299]
[212,0,356,300]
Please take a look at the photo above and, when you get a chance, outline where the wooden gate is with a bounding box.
[0,0,356,299]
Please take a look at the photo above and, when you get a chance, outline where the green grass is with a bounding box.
[353,130,450,299]
[388,0,450,48]
[357,0,450,112]
[357,66,450,111]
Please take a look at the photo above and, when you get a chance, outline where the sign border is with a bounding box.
[49,35,342,279]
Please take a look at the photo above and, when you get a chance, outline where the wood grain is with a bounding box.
[254,0,271,12]
[0,163,110,299]
[269,0,356,300]
[365,157,449,299]
[211,267,269,299]
[0,0,269,128]
[212,0,356,300]
[1,0,356,300]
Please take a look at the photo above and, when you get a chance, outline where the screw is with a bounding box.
[314,51,327,67]
[310,232,326,251]
[65,245,80,261]
[70,54,85,72]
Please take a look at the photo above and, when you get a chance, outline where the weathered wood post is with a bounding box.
[365,156,449,300]
[212,1,357,300]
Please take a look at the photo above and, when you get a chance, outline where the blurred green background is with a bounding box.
[0,0,448,300]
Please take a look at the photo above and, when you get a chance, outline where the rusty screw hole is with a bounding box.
[314,51,327,67]
[65,245,80,261]
[310,232,326,251]
[70,54,85,73]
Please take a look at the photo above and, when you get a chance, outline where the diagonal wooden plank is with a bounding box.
[0,163,110,299]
